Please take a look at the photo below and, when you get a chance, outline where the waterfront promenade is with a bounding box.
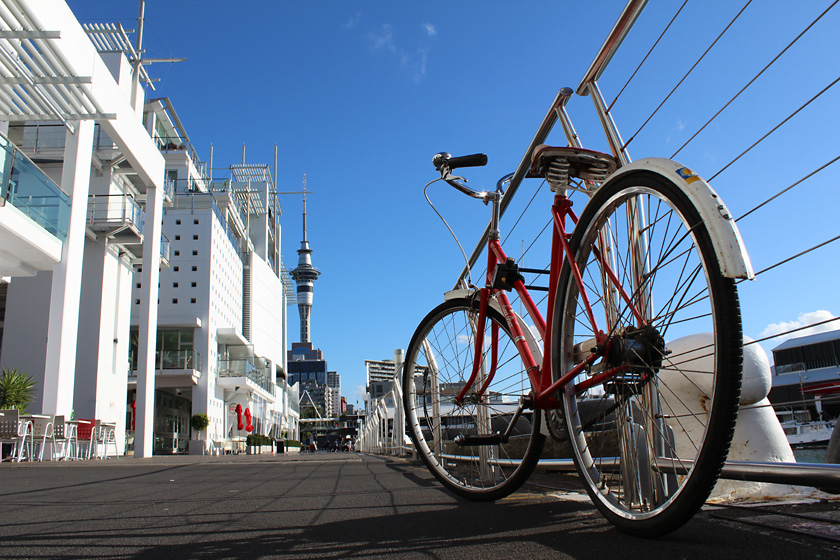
[0,452,837,559]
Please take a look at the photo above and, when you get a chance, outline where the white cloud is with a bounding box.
[370,23,397,53]
[343,13,361,29]
[364,22,436,83]
[760,309,837,343]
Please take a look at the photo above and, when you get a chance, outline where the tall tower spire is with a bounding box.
[290,175,320,343]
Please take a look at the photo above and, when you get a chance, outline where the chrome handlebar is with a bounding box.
[433,152,512,204]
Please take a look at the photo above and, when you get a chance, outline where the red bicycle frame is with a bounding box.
[456,192,644,410]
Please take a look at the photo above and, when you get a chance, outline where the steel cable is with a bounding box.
[671,0,839,159]
[621,0,752,151]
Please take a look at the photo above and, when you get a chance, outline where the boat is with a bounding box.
[776,408,836,448]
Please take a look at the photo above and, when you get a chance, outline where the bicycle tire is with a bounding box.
[404,296,546,501]
[553,170,743,536]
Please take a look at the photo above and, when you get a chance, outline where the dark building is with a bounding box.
[769,328,840,421]
[288,341,329,414]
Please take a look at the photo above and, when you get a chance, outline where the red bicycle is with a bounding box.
[402,143,753,536]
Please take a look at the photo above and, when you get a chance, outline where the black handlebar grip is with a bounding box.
[447,153,488,170]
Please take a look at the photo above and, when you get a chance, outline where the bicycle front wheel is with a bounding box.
[554,170,743,536]
[404,297,545,501]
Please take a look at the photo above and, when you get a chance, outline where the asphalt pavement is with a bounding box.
[0,452,837,559]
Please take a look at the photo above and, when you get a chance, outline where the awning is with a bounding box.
[801,381,840,396]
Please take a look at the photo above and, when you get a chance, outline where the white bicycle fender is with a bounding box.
[607,158,754,280]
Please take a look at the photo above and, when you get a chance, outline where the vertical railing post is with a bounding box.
[393,349,405,456]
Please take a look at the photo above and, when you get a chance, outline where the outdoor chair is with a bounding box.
[0,409,32,462]
[50,416,71,460]
[30,415,54,461]
[94,420,118,459]
[76,419,96,459]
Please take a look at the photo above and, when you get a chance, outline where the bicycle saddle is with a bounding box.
[528,145,618,191]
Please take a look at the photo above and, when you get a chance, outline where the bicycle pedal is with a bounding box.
[529,145,617,192]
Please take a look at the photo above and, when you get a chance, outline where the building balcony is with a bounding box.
[160,233,171,267]
[87,193,145,241]
[6,123,121,160]
[218,358,276,400]
[129,349,202,388]
[155,136,208,180]
[163,176,175,206]
[0,132,70,276]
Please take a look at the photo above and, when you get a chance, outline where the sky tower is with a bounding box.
[290,178,320,343]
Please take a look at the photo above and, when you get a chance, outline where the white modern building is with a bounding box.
[0,0,299,455]
[128,131,301,452]
[366,358,400,410]
[0,0,165,458]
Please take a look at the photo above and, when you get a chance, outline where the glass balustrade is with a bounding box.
[218,358,275,396]
[0,133,71,242]
[160,233,171,264]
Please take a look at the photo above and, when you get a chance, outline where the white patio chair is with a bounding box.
[51,416,71,460]
[30,415,54,461]
[0,409,32,462]
[94,420,119,459]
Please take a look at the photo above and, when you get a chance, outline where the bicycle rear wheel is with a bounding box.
[403,296,545,501]
[554,170,743,536]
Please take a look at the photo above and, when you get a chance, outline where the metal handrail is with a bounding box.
[576,0,649,96]
[455,0,652,287]
[86,193,145,233]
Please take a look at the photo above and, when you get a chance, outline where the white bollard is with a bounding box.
[660,334,811,500]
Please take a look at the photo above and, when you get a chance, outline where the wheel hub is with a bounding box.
[604,325,666,392]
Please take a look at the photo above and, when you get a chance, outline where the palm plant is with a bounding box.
[0,369,37,413]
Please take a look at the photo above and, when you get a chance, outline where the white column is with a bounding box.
[41,120,94,416]
[134,184,163,458]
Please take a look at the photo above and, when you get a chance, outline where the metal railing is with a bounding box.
[130,349,202,372]
[6,123,120,155]
[218,358,275,396]
[0,131,71,241]
[86,193,145,235]
[154,135,208,179]
[775,362,808,375]
[160,233,171,265]
[359,352,411,456]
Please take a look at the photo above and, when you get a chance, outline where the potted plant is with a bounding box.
[189,413,210,455]
[0,368,36,413]
[246,434,274,454]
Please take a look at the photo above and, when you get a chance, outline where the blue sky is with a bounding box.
[67,1,840,407]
